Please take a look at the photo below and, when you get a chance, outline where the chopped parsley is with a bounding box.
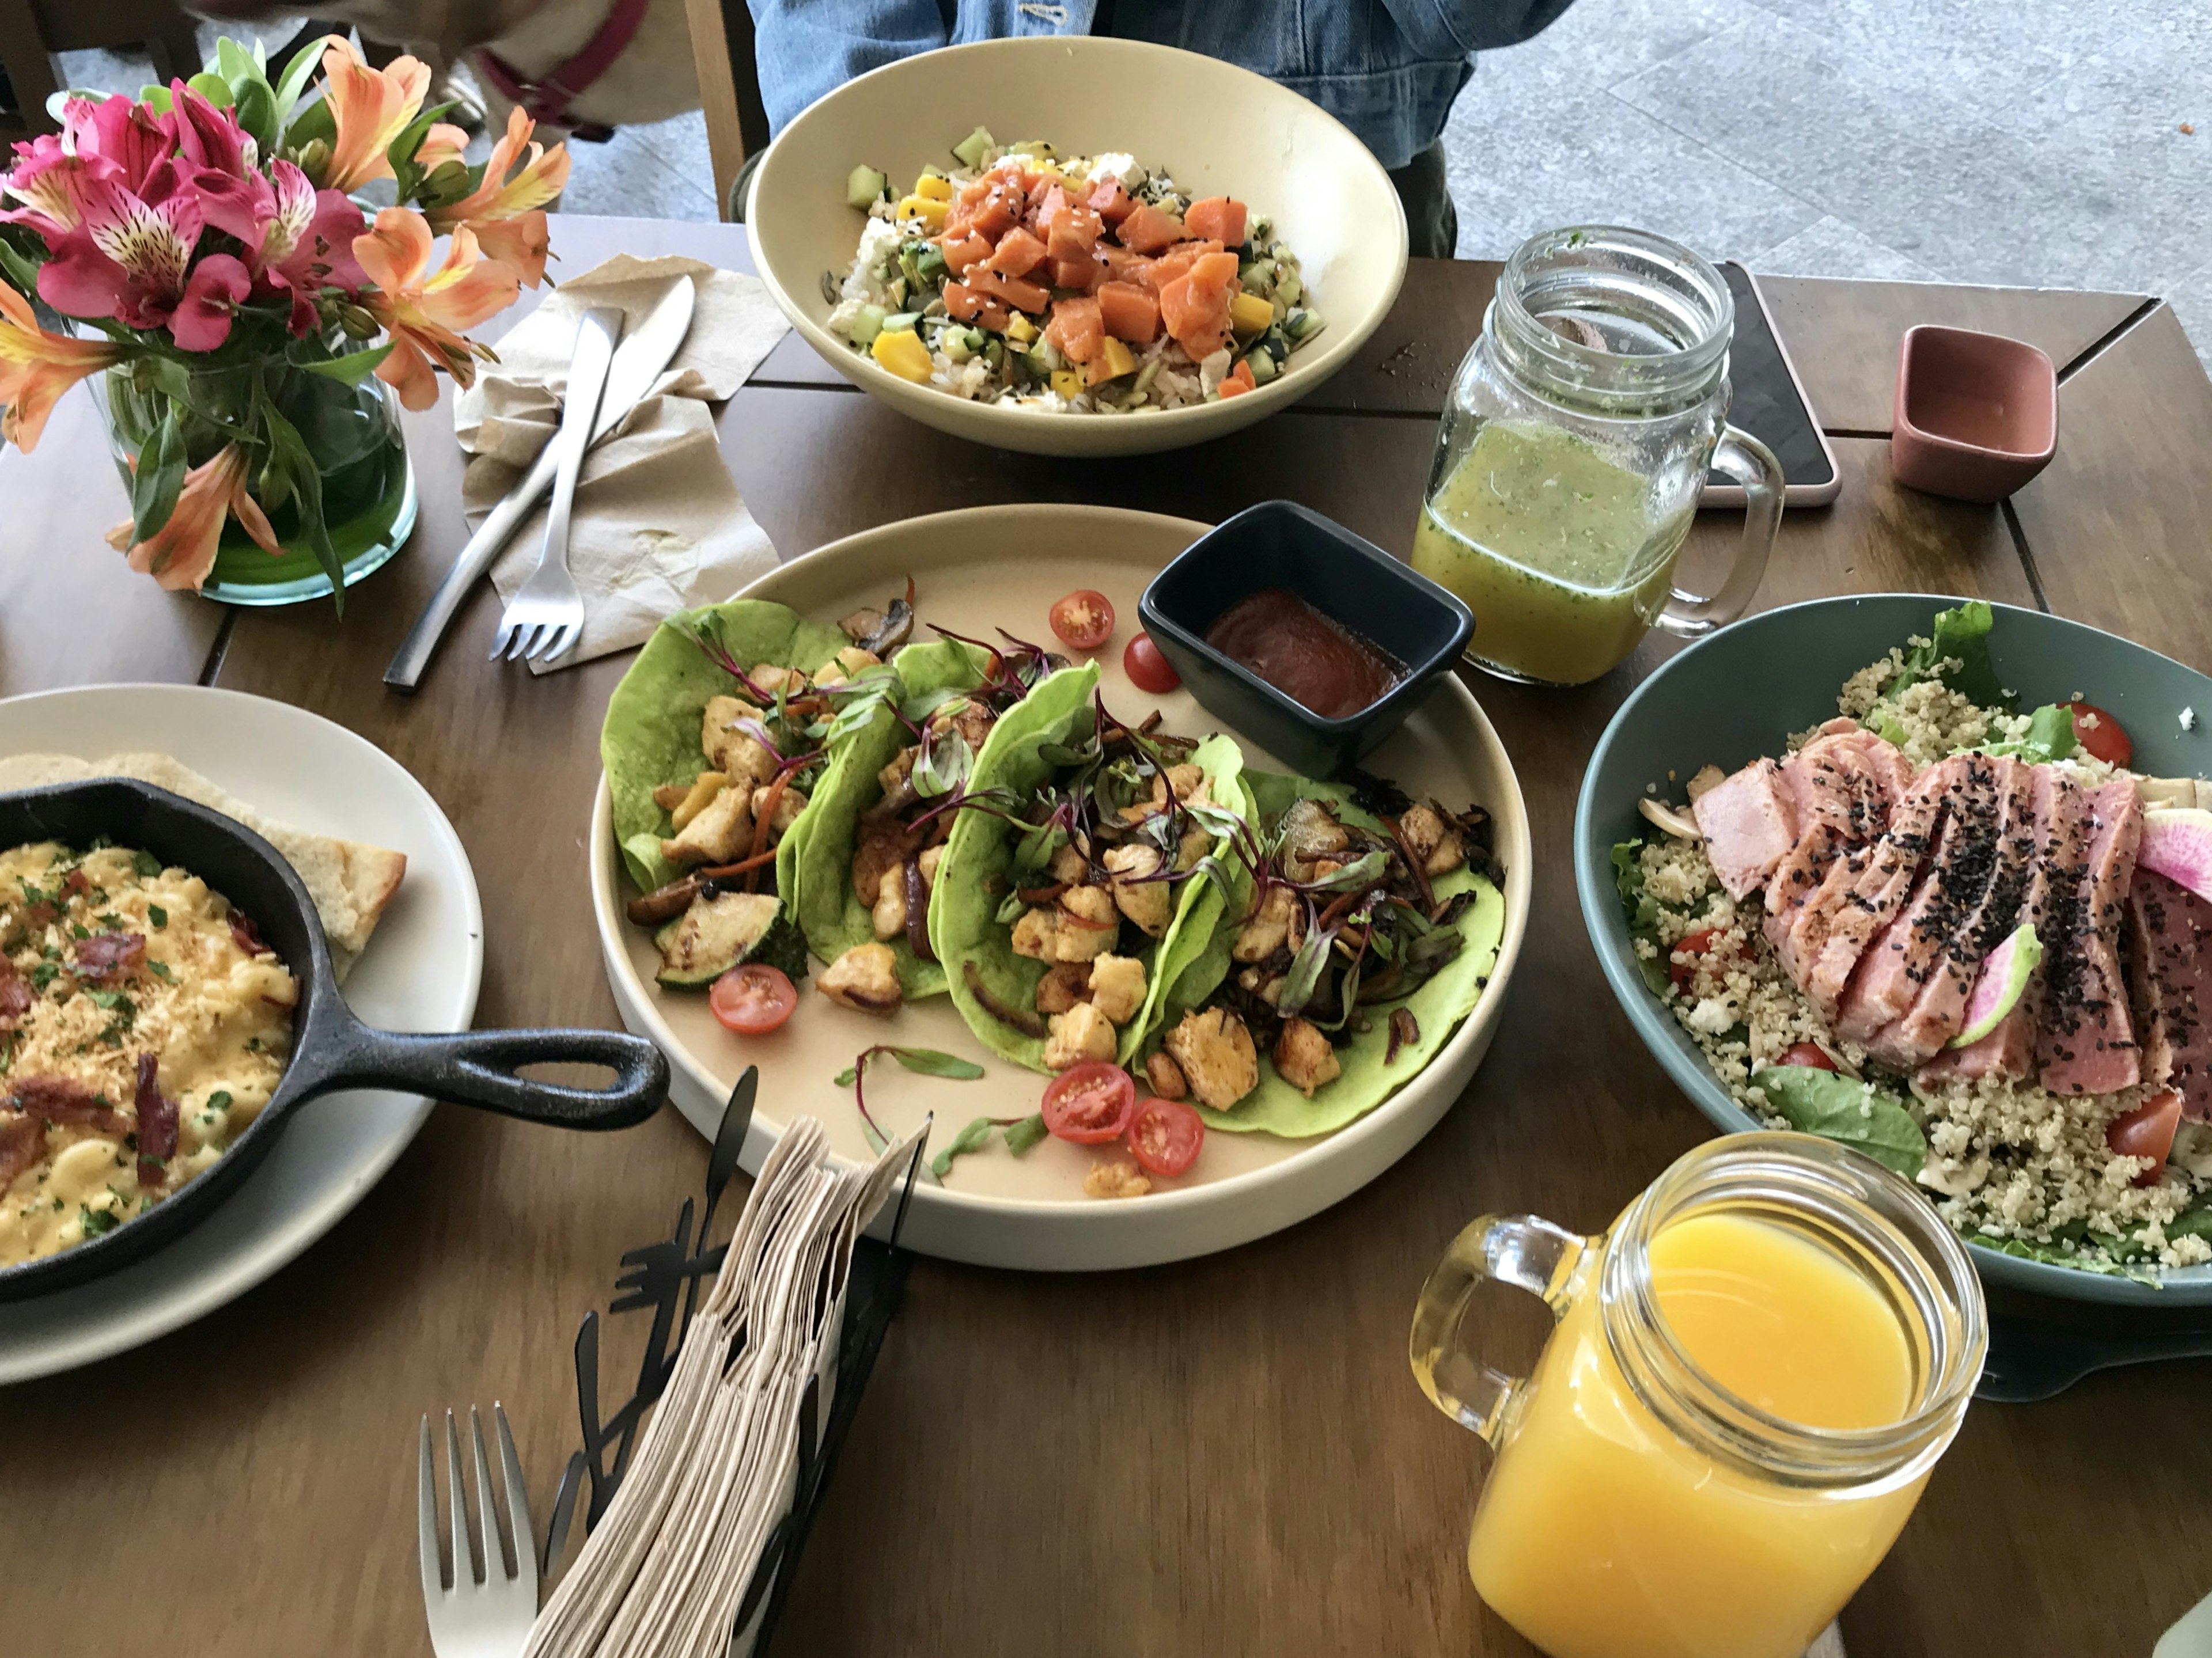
[78,1206,118,1236]
[146,959,176,984]
[26,961,58,993]
[147,904,167,929]
[96,911,124,930]
[204,1091,232,1111]
[132,851,162,879]
[69,923,89,940]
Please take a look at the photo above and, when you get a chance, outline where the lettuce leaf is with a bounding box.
[1887,599,2014,712]
[1751,1065,1927,1178]
[1612,839,1672,995]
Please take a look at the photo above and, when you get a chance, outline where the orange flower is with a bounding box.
[427,108,570,287]
[105,443,281,593]
[415,122,471,174]
[354,207,520,411]
[319,39,431,194]
[0,283,124,451]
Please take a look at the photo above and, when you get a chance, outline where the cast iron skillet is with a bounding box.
[0,779,671,1302]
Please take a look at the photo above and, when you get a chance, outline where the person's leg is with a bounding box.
[1387,140,1459,260]
[729,146,767,221]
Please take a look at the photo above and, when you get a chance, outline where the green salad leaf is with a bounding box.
[1982,701,2080,764]
[1611,839,1672,996]
[1887,600,2015,712]
[1751,1065,1928,1178]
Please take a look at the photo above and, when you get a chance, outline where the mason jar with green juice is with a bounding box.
[1412,227,1783,686]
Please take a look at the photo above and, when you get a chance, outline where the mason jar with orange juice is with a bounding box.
[1411,1133,1986,1658]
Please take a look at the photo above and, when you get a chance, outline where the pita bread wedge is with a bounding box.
[0,751,406,980]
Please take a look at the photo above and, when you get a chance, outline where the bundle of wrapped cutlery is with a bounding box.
[524,1107,926,1658]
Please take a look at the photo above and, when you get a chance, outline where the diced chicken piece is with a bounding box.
[1397,804,1465,876]
[2124,867,2212,1120]
[1234,883,1299,963]
[810,646,881,688]
[1036,961,1093,1016]
[660,785,753,866]
[817,943,902,1014]
[1163,1008,1259,1109]
[1273,1017,1342,1098]
[1237,966,1286,1007]
[1011,906,1059,961]
[1083,1159,1152,1200]
[747,663,805,699]
[1088,954,1147,1025]
[1122,762,1209,824]
[770,786,808,836]
[872,866,907,940]
[851,810,916,906]
[1279,798,1350,880]
[1050,842,1090,884]
[878,746,918,802]
[2038,777,2144,1095]
[701,697,781,788]
[1052,885,1119,962]
[923,695,995,754]
[1176,822,1213,871]
[1044,1001,1117,1069]
[918,845,944,887]
[1145,1050,1188,1101]
[1104,843,1173,936]
[661,771,729,832]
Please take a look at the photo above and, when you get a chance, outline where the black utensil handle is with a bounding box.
[312,1025,669,1129]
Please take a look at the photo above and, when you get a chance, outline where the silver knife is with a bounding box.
[384,274,699,690]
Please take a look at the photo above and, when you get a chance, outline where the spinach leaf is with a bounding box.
[1611,839,1671,995]
[1888,600,2014,711]
[1972,1232,2161,1286]
[1751,1065,1928,1178]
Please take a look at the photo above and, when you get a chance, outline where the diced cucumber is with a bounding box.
[1130,359,1161,397]
[1243,349,1278,385]
[1029,338,1065,374]
[1284,308,1325,345]
[982,339,1005,370]
[915,245,948,285]
[1258,324,1290,364]
[882,311,923,335]
[1005,139,1055,158]
[849,304,888,346]
[951,126,995,169]
[1238,259,1275,298]
[942,329,970,363]
[846,164,888,208]
[1275,269,1303,306]
[965,328,987,352]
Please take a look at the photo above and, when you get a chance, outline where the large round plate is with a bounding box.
[0,685,482,1378]
[1575,594,2212,1306]
[590,505,1530,1269]
[746,36,1409,458]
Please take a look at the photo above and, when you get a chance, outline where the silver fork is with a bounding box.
[489,306,623,665]
[419,1403,538,1658]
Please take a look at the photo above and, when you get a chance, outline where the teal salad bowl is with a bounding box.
[1575,594,2212,1306]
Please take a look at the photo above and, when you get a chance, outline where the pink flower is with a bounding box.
[169,85,254,179]
[36,162,204,331]
[193,156,366,334]
[170,252,250,350]
[0,132,85,239]
[70,93,173,195]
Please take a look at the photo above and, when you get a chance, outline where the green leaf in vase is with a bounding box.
[233,79,279,157]
[128,409,188,545]
[187,70,233,108]
[296,343,393,386]
[258,397,344,611]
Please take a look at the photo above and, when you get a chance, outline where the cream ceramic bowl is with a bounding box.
[745,36,1410,458]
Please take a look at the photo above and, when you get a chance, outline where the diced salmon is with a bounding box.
[1099,244,1154,284]
[950,195,1018,243]
[966,267,1050,314]
[1097,281,1160,344]
[1025,184,1067,234]
[1118,202,1188,253]
[1047,204,1102,262]
[1044,296,1104,365]
[1088,180,1135,225]
[1157,251,1241,358]
[1217,359,1257,399]
[1134,240,1225,294]
[1051,256,1101,293]
[1184,196,1248,246]
[941,233,993,276]
[942,283,1011,330]
[986,227,1048,279]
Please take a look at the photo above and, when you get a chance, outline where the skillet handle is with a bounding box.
[309,1024,669,1130]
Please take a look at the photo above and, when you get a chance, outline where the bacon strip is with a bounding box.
[134,1053,177,1190]
[0,958,29,1030]
[7,1073,130,1136]
[0,1113,43,1187]
[228,908,268,956]
[73,931,145,981]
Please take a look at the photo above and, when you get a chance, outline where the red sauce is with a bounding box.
[1205,587,1401,720]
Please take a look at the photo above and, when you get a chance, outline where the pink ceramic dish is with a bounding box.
[1890,325,2058,503]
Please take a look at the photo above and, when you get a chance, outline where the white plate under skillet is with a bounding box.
[589,505,1532,1270]
[0,686,482,1382]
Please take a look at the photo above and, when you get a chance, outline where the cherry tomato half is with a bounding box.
[1041,1060,1137,1144]
[1669,927,1720,990]
[1781,1042,1839,1072]
[1127,1095,1204,1177]
[709,963,798,1035]
[1123,631,1181,695]
[2108,1087,2182,1185]
[1049,589,1116,652]
[2070,701,2134,768]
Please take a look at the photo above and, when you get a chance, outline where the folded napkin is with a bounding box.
[453,254,792,673]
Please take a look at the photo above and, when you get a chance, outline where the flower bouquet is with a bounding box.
[0,36,569,603]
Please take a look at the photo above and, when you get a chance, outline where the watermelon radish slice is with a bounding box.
[1950,923,2043,1048]
[2139,809,2212,904]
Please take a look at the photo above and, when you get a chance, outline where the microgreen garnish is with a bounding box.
[929,1111,1048,1178]
[835,1045,986,1152]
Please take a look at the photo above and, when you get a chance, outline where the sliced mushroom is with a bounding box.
[1637,795,1703,840]
[839,589,915,656]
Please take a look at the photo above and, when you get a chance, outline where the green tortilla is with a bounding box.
[601,598,848,898]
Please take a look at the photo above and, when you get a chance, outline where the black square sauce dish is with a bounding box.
[1138,501,1474,778]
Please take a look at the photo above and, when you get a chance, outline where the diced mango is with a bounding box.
[1048,369,1085,401]
[1085,336,1137,385]
[895,194,950,230]
[1229,291,1275,336]
[1005,313,1039,345]
[1029,165,1071,192]
[871,328,934,383]
[912,173,953,201]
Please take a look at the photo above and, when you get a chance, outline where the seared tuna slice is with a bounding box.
[2037,776,2145,1095]
[2125,866,2212,1120]
[1693,757,1797,901]
[1794,760,1956,1020]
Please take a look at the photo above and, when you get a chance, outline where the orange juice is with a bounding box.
[1467,1211,1923,1658]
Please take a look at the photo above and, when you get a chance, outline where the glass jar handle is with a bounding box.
[1656,424,1785,638]
[1408,1216,1589,1445]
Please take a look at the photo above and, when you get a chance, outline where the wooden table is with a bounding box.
[3,217,2207,1657]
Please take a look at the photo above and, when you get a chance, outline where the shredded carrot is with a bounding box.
[744,770,795,892]
[697,845,781,880]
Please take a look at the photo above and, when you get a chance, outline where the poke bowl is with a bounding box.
[1575,594,2212,1306]
[744,36,1409,458]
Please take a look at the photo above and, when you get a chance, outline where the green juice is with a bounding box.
[1412,419,1694,685]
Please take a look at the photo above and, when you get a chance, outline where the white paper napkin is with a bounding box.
[453,253,792,674]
